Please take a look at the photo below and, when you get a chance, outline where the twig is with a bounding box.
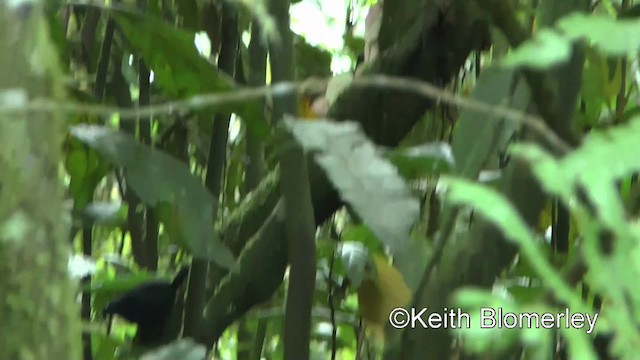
[328,248,338,360]
[0,75,570,153]
[349,76,570,154]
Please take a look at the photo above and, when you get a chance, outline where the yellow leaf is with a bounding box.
[357,254,412,337]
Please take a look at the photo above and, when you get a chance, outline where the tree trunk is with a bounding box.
[0,2,82,359]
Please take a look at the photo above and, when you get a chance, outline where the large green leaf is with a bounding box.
[558,13,640,57]
[284,118,420,254]
[70,125,237,270]
[109,9,269,139]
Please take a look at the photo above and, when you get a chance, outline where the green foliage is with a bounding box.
[111,8,269,139]
[341,223,384,255]
[504,12,640,70]
[454,289,523,355]
[19,0,640,358]
[65,137,111,210]
[510,117,640,357]
[579,47,621,127]
[558,13,640,56]
[441,176,588,311]
[70,125,237,270]
[113,11,226,98]
[343,34,365,57]
[502,29,571,70]
[294,35,332,79]
[452,66,529,179]
[175,0,200,32]
[438,115,640,358]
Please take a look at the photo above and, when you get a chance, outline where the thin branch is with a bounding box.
[0,75,570,153]
[328,248,338,360]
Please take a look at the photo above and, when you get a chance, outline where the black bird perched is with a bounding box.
[103,266,190,345]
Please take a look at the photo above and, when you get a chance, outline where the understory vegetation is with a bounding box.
[2,0,640,359]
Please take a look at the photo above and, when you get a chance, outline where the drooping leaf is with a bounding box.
[111,11,226,98]
[385,142,456,179]
[70,125,237,270]
[109,8,269,139]
[285,118,420,254]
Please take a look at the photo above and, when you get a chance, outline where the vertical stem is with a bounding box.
[183,1,240,339]
[268,0,317,358]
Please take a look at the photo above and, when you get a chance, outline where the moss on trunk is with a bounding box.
[0,1,82,359]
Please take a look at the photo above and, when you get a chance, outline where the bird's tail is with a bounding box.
[171,266,190,290]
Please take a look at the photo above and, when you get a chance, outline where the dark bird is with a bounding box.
[103,266,190,344]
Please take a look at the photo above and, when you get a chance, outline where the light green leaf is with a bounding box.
[513,115,640,230]
[453,289,520,354]
[561,326,598,360]
[558,13,640,56]
[440,176,587,312]
[502,29,572,70]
